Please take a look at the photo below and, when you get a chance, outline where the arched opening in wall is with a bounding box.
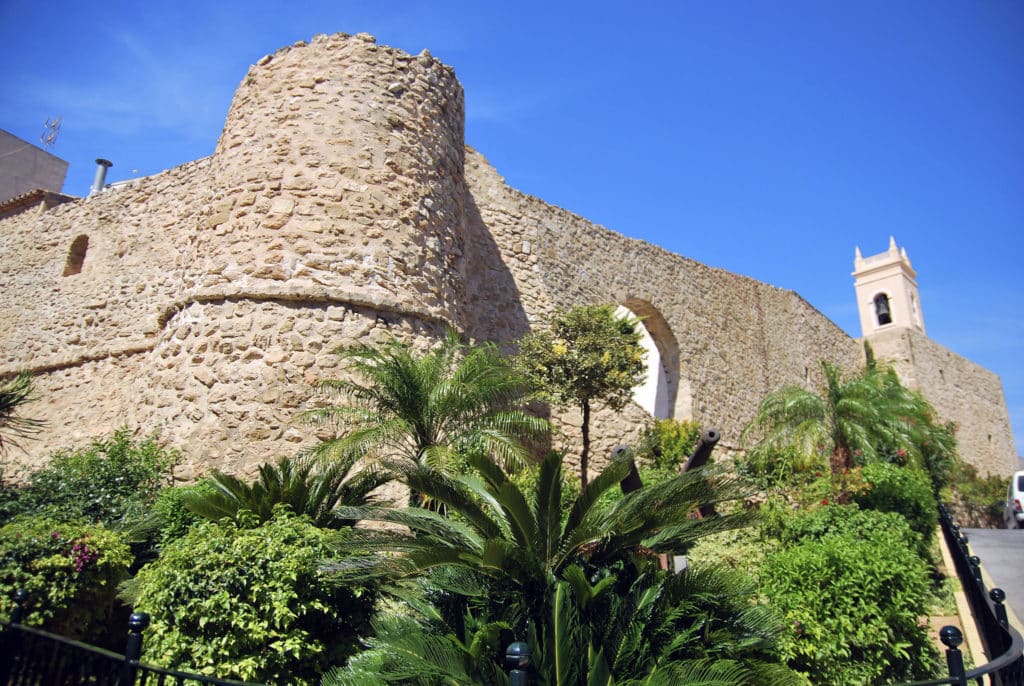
[616,300,687,420]
[873,292,892,326]
[63,235,89,276]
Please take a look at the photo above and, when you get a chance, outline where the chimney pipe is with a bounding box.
[90,159,113,195]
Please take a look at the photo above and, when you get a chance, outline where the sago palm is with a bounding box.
[328,449,757,683]
[331,449,751,600]
[0,371,44,456]
[324,447,788,684]
[301,330,549,475]
[182,452,389,528]
[323,595,511,686]
[324,563,800,685]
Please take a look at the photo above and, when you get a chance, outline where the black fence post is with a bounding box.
[9,589,28,624]
[506,640,531,686]
[119,611,150,686]
[968,556,984,587]
[989,588,1010,629]
[939,625,968,686]
[0,590,30,685]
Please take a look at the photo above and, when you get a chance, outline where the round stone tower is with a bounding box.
[197,32,467,325]
[139,33,471,471]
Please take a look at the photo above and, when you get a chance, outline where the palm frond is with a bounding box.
[0,371,45,455]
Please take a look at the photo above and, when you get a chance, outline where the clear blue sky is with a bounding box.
[2,1,1022,459]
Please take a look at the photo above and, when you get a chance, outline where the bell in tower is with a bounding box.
[874,293,892,326]
[852,237,925,337]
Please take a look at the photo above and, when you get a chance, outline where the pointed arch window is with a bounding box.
[874,293,892,326]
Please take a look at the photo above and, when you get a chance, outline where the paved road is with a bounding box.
[962,528,1024,628]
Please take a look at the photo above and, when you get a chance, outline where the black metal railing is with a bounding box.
[0,591,261,686]
[891,504,1024,686]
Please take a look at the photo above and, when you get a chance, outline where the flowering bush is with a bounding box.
[0,515,132,640]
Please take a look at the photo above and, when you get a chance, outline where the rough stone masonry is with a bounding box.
[0,32,1015,480]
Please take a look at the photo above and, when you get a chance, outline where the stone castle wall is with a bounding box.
[866,328,1015,476]
[0,32,1015,479]
[0,33,463,478]
[460,151,864,466]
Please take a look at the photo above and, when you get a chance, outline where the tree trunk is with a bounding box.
[580,400,591,489]
[830,444,854,503]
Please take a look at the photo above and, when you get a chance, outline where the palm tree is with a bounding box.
[323,599,511,685]
[325,568,800,686]
[300,330,549,482]
[182,452,390,528]
[741,361,924,479]
[0,371,44,456]
[332,450,750,595]
[325,451,798,685]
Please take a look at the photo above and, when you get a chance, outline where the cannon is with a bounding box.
[680,428,720,474]
[614,430,720,516]
[616,428,721,496]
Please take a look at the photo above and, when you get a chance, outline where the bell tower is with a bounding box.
[852,236,925,338]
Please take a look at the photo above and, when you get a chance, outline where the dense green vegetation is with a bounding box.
[763,506,938,684]
[1,428,178,524]
[1,332,1005,685]
[131,512,375,685]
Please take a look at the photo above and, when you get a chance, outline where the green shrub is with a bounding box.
[10,428,178,526]
[0,515,132,640]
[855,462,936,550]
[125,482,215,566]
[763,505,938,684]
[639,418,702,471]
[148,482,212,545]
[777,501,921,548]
[132,511,376,685]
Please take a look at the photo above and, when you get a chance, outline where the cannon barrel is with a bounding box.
[614,445,645,495]
[681,428,720,474]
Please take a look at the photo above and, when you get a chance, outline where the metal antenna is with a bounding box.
[40,117,62,149]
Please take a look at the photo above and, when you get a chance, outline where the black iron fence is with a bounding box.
[0,591,261,686]
[891,503,1024,686]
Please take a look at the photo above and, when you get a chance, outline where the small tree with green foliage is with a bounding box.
[741,361,957,500]
[301,330,548,482]
[517,304,646,487]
